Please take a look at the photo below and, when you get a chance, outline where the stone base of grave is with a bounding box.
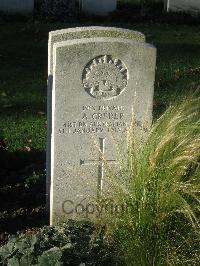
[0,0,34,13]
[165,0,200,15]
[81,0,116,16]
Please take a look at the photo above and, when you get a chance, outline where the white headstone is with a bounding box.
[48,27,156,225]
[46,26,146,213]
[165,0,200,15]
[0,0,34,13]
[81,0,116,15]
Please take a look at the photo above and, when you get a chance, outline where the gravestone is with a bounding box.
[81,0,116,15]
[47,27,146,211]
[165,0,200,15]
[0,0,34,13]
[48,27,156,225]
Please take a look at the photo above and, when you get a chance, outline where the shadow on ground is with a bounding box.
[0,149,47,240]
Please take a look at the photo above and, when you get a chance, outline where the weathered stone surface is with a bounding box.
[50,36,156,225]
[0,0,34,13]
[165,0,200,15]
[48,27,145,74]
[46,27,146,211]
[81,0,116,16]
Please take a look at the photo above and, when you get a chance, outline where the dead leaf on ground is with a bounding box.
[20,146,31,152]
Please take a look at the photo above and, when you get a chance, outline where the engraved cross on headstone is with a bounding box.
[80,138,118,197]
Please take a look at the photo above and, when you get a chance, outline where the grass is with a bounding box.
[0,16,199,242]
[99,95,200,265]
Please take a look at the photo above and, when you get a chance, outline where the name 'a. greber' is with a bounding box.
[82,112,124,120]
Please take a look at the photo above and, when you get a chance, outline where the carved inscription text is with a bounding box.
[58,105,128,135]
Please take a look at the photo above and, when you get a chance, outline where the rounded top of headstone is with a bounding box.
[49,26,146,42]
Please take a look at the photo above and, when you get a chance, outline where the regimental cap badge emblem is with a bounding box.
[82,55,128,100]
